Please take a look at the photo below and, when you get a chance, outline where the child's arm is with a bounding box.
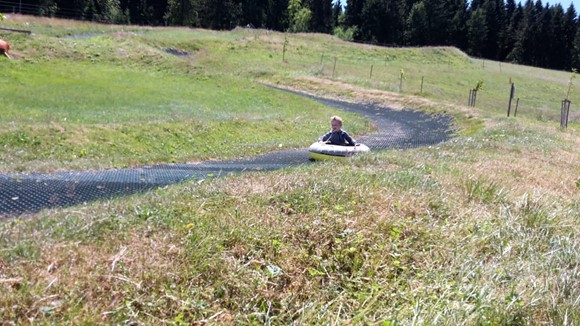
[319,131,331,142]
[344,132,356,146]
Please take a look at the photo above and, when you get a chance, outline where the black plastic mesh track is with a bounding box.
[0,91,454,217]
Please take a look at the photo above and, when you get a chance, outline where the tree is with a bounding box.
[466,7,488,56]
[571,25,580,69]
[116,0,167,25]
[481,0,505,59]
[507,0,539,65]
[165,0,199,26]
[447,0,468,48]
[562,4,578,68]
[332,0,342,28]
[546,4,567,69]
[344,0,364,38]
[306,0,333,33]
[501,2,522,61]
[288,0,312,32]
[266,0,290,30]
[422,0,456,44]
[405,1,429,45]
[198,0,242,29]
[359,0,404,44]
[240,0,266,28]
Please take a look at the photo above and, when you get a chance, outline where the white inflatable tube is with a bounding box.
[308,142,370,160]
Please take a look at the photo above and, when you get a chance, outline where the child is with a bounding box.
[319,115,356,146]
[0,39,10,59]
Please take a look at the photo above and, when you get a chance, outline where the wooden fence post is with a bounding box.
[399,69,405,93]
[561,100,571,128]
[468,89,472,107]
[282,36,288,62]
[507,83,515,117]
[468,89,478,107]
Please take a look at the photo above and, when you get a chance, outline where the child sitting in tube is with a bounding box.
[318,115,357,146]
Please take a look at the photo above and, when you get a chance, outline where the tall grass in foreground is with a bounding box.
[0,119,577,324]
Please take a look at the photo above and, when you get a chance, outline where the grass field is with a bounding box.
[0,15,579,324]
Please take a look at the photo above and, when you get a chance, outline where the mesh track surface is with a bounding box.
[0,91,454,216]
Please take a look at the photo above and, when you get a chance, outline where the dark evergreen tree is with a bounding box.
[507,0,537,65]
[501,2,523,61]
[128,0,167,24]
[265,0,289,30]
[344,0,364,35]
[572,24,580,69]
[306,0,333,33]
[359,0,404,44]
[405,1,429,45]
[563,4,578,68]
[466,7,488,56]
[332,0,342,28]
[481,0,505,59]
[498,0,516,59]
[422,0,456,44]
[198,0,242,29]
[505,0,515,18]
[546,4,567,69]
[447,0,468,48]
[240,0,266,27]
[165,0,199,26]
[470,0,484,10]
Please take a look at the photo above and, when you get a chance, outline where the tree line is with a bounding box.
[1,0,579,70]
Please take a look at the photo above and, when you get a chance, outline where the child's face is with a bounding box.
[331,120,341,132]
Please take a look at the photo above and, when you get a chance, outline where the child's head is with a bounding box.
[331,115,343,132]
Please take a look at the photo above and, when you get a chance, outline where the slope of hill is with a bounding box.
[0,15,578,325]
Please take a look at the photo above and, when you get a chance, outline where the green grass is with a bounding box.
[0,15,578,324]
[0,46,370,172]
[1,119,577,324]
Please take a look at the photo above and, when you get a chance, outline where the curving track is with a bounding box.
[0,90,454,217]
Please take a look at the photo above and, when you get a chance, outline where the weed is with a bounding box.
[464,177,506,204]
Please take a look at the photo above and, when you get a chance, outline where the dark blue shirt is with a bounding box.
[319,130,356,146]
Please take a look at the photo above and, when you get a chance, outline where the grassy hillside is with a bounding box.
[0,15,578,324]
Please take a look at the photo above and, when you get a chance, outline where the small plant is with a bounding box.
[282,36,289,62]
[399,68,406,92]
[333,26,357,41]
[464,177,505,204]
[566,68,576,100]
